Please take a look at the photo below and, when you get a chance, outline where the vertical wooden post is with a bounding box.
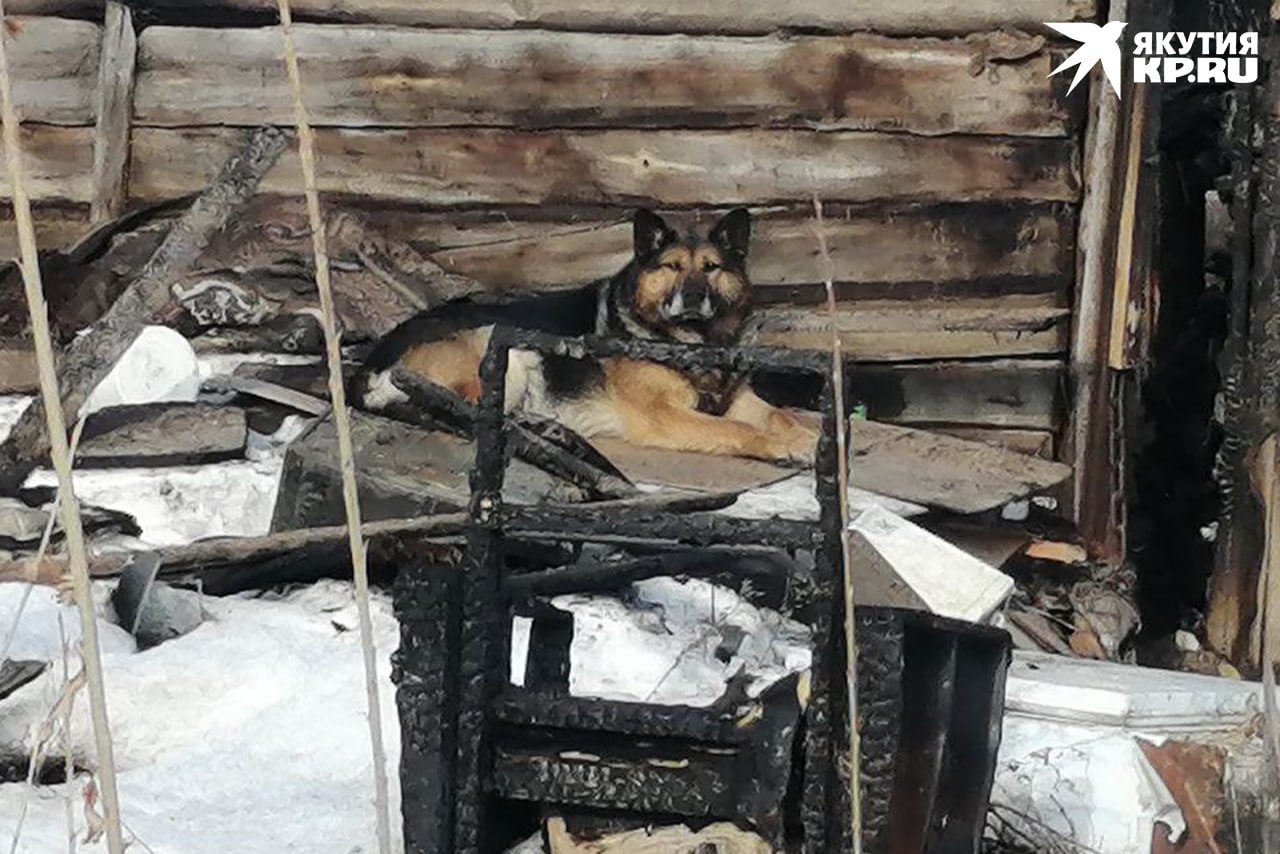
[90,2,135,222]
[1066,0,1126,562]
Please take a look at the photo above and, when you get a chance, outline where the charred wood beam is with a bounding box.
[491,327,833,377]
[0,126,289,493]
[503,547,795,600]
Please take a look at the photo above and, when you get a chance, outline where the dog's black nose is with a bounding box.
[663,284,713,321]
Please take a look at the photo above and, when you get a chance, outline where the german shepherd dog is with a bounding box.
[352,208,817,464]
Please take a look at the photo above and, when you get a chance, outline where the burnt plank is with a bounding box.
[136,26,1072,137]
[382,202,1077,295]
[77,402,247,467]
[128,127,1081,206]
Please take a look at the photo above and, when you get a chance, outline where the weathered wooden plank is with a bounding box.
[850,419,1070,514]
[380,202,1075,293]
[756,295,1071,360]
[932,427,1054,458]
[0,17,100,125]
[0,345,36,392]
[0,203,91,257]
[128,127,1081,205]
[90,3,137,221]
[148,0,1096,36]
[77,402,248,467]
[135,26,1073,137]
[0,125,94,202]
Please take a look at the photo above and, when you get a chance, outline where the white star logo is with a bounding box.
[1046,21,1127,98]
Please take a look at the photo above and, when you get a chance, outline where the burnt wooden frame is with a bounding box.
[392,327,1012,854]
[446,328,850,853]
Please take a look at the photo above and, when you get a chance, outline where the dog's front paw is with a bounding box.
[760,424,817,467]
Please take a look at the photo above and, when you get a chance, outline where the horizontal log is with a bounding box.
[756,295,1070,360]
[0,125,93,202]
[144,0,1097,36]
[854,358,1061,428]
[380,202,1075,293]
[127,127,1080,205]
[0,126,1080,205]
[0,203,91,258]
[135,26,1073,137]
[2,17,100,124]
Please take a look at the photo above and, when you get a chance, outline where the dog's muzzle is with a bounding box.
[661,287,715,321]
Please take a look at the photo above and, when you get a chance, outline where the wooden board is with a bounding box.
[0,125,94,202]
[271,410,567,530]
[1,17,100,125]
[854,359,1062,428]
[933,427,1054,458]
[757,295,1070,360]
[590,437,795,494]
[127,127,1081,206]
[850,418,1071,513]
[77,402,247,467]
[378,202,1076,294]
[162,0,1097,36]
[135,26,1073,137]
[0,203,91,258]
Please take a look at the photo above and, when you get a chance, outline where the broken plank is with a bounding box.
[166,0,1097,36]
[850,419,1071,514]
[128,126,1081,206]
[756,296,1071,361]
[396,202,1076,294]
[135,26,1073,137]
[77,403,247,467]
[208,374,331,416]
[0,17,100,125]
[270,409,570,531]
[851,504,1014,621]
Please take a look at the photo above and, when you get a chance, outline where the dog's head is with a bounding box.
[626,208,752,340]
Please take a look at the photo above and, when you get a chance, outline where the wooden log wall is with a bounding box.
[0,0,1097,454]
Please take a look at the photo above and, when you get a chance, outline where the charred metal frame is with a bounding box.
[392,327,1011,854]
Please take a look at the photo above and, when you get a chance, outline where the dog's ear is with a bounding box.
[709,208,751,260]
[633,209,678,264]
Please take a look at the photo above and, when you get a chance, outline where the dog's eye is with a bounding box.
[661,261,682,272]
[702,261,720,272]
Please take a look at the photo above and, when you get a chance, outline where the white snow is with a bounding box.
[545,577,811,707]
[1,580,404,854]
[23,460,284,549]
[990,650,1273,854]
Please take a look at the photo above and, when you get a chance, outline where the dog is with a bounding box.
[352,208,817,464]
